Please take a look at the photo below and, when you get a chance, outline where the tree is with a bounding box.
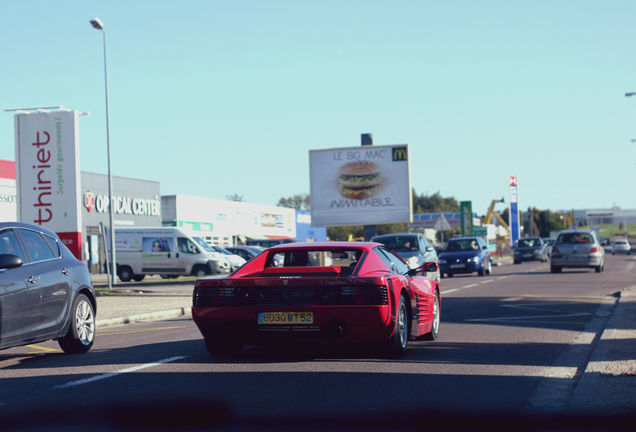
[226,193,244,202]
[276,193,311,210]
[327,225,364,241]
[412,190,460,214]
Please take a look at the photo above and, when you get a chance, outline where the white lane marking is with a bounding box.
[480,279,494,284]
[463,283,478,289]
[441,288,460,294]
[625,262,635,273]
[54,356,185,389]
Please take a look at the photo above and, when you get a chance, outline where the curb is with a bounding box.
[96,307,192,328]
[566,286,635,413]
[93,279,197,289]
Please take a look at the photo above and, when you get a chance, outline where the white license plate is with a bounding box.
[450,264,465,269]
[258,312,314,324]
[523,254,532,258]
[567,256,585,261]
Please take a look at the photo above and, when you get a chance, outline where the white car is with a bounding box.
[612,239,631,255]
[211,245,247,271]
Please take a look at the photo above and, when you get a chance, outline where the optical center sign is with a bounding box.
[309,144,412,226]
[14,111,82,259]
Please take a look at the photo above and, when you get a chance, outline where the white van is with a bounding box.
[111,227,231,282]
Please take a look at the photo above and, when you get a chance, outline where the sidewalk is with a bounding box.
[92,272,194,327]
[567,286,636,415]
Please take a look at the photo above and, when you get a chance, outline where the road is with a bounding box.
[1,254,634,431]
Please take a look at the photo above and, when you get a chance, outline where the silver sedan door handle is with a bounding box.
[61,268,69,275]
[28,276,37,284]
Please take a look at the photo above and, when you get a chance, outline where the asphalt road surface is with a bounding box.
[1,254,634,431]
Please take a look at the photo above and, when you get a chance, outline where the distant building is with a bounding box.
[572,209,636,228]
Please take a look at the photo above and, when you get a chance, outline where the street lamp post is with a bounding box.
[90,17,116,289]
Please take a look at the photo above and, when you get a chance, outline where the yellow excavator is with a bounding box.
[483,198,511,254]
[483,198,510,232]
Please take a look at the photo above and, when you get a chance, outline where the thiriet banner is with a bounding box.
[14,110,82,259]
[309,144,412,227]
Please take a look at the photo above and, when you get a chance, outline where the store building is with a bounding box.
[0,160,17,221]
[1,159,162,274]
[296,210,327,242]
[81,172,162,273]
[2,159,327,273]
[162,194,308,246]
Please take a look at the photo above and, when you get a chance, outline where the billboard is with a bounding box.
[509,176,520,247]
[309,144,412,226]
[14,111,82,258]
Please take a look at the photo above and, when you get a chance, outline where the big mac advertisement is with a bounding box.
[14,111,83,259]
[309,144,412,226]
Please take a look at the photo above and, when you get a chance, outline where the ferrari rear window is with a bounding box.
[268,249,361,269]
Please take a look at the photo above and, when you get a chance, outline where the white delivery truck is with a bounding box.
[110,227,231,282]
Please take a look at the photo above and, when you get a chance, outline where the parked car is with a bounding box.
[225,245,263,261]
[550,229,605,273]
[371,233,440,282]
[210,245,247,271]
[600,237,612,247]
[245,238,300,248]
[542,238,555,258]
[0,222,96,354]
[226,245,283,267]
[438,236,492,277]
[192,242,440,358]
[513,237,547,263]
[612,238,631,255]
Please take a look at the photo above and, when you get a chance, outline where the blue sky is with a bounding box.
[2,0,636,216]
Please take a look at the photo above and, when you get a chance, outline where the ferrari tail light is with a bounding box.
[590,246,600,253]
[193,286,236,307]
[552,246,560,254]
[341,286,388,305]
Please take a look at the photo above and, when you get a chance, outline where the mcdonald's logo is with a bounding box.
[392,146,408,161]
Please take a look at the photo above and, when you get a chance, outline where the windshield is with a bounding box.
[443,239,480,252]
[192,237,214,252]
[374,235,419,252]
[213,246,232,255]
[517,238,541,248]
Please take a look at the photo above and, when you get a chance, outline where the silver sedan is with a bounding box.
[550,229,604,273]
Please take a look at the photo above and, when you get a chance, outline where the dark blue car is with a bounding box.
[438,236,492,278]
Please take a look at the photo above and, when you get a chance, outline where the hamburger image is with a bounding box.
[337,160,383,200]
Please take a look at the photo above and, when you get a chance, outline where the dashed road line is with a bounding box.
[441,288,460,294]
[54,356,186,389]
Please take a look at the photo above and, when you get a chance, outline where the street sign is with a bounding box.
[433,214,451,231]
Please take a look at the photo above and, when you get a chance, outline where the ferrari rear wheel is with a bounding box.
[382,294,409,358]
[422,292,440,341]
[204,335,243,357]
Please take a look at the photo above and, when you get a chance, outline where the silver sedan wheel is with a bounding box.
[75,298,95,345]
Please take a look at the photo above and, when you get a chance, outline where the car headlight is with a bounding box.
[470,256,480,263]
[439,259,447,264]
[408,256,419,267]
